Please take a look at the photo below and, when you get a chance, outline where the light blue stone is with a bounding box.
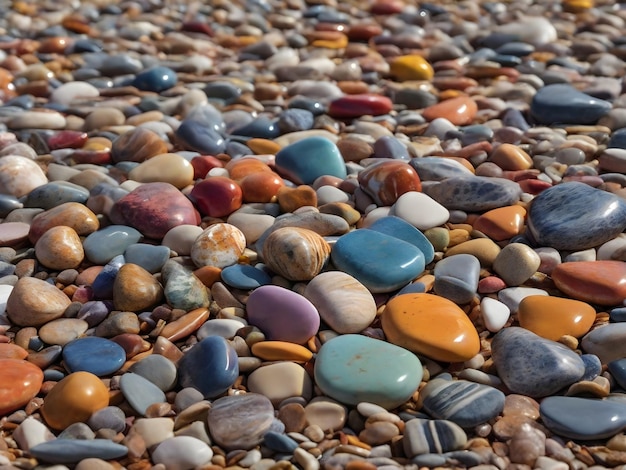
[275,136,347,185]
[132,66,177,93]
[581,354,602,382]
[409,157,473,182]
[221,264,272,290]
[278,108,315,133]
[124,243,170,274]
[91,255,125,300]
[491,327,585,398]
[29,439,128,464]
[368,216,434,264]
[24,181,89,210]
[433,254,480,304]
[531,84,611,125]
[62,337,125,377]
[129,354,178,392]
[423,176,522,211]
[178,336,239,399]
[161,260,210,311]
[331,229,425,293]
[540,396,626,440]
[120,373,166,416]
[232,116,280,139]
[175,119,226,155]
[527,181,626,250]
[84,226,142,265]
[373,136,410,160]
[314,334,422,409]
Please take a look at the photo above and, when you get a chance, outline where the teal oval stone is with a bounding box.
[314,334,422,409]
[83,225,142,265]
[275,136,347,185]
[368,216,435,264]
[331,229,425,293]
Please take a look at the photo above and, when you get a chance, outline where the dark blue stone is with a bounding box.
[491,54,521,67]
[71,39,103,53]
[91,255,125,300]
[178,336,239,399]
[530,84,612,125]
[423,176,522,211]
[185,104,226,135]
[610,307,626,322]
[546,57,588,74]
[63,337,126,376]
[176,119,226,155]
[368,216,434,264]
[221,264,272,290]
[608,128,626,150]
[4,94,35,109]
[278,108,315,133]
[232,116,280,139]
[501,108,530,131]
[527,181,626,250]
[43,369,65,382]
[495,42,535,57]
[204,81,241,104]
[609,358,626,389]
[477,33,520,49]
[263,431,299,453]
[24,182,89,210]
[288,97,326,116]
[132,66,177,93]
[581,354,602,382]
[373,136,410,160]
[30,439,128,464]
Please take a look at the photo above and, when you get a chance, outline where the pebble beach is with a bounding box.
[3,0,626,468]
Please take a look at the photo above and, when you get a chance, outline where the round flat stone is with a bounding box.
[423,176,522,211]
[29,439,128,464]
[275,136,347,185]
[0,222,29,248]
[151,436,213,470]
[552,260,626,306]
[220,264,271,290]
[120,372,166,416]
[331,229,425,293]
[62,337,125,377]
[531,84,612,125]
[314,334,422,409]
[0,359,43,415]
[7,277,71,327]
[83,225,142,265]
[517,296,596,341]
[247,362,312,405]
[381,293,480,362]
[492,243,541,287]
[24,181,89,210]
[527,182,626,251]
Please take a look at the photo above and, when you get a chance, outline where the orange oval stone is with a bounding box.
[381,293,480,362]
[28,202,100,244]
[248,138,281,155]
[490,144,533,171]
[240,171,285,203]
[251,341,313,362]
[552,261,626,306]
[517,295,596,341]
[422,97,477,126]
[473,205,526,241]
[161,307,210,342]
[42,371,109,430]
[357,160,421,206]
[226,157,272,181]
[0,343,28,359]
[0,359,43,415]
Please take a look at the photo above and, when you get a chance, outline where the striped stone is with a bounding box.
[403,418,467,457]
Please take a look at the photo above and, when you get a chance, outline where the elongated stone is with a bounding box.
[552,261,626,306]
[423,176,522,211]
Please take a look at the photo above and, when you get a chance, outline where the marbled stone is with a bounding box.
[191,223,246,269]
[552,261,626,306]
[423,176,522,211]
[315,334,421,409]
[517,296,596,341]
[62,337,126,377]
[111,128,168,164]
[433,254,480,304]
[7,277,71,327]
[410,157,473,182]
[403,419,467,457]
[275,136,347,185]
[358,160,422,206]
[161,260,210,311]
[531,84,612,125]
[0,359,43,415]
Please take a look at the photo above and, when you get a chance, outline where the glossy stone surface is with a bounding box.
[390,55,434,81]
[132,66,178,92]
[62,337,126,377]
[220,264,272,290]
[368,216,435,264]
[473,205,526,241]
[531,84,612,125]
[151,436,213,470]
[328,94,393,118]
[424,176,522,211]
[382,293,480,362]
[517,296,596,341]
[119,372,166,416]
[29,439,128,464]
[83,225,142,265]
[7,277,71,327]
[422,97,478,126]
[113,263,164,312]
[433,254,480,304]
[191,223,246,269]
[582,323,626,364]
[552,261,626,306]
[358,160,422,206]
[0,359,43,415]
[34,225,84,270]
[0,155,48,198]
[275,136,347,185]
[189,177,243,218]
[28,202,99,244]
[128,153,194,189]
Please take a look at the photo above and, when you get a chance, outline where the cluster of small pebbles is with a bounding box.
[5,0,626,468]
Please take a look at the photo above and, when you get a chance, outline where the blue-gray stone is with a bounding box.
[132,66,177,93]
[433,254,480,304]
[100,55,143,76]
[423,176,522,211]
[495,42,535,56]
[403,418,467,457]
[609,358,626,390]
[581,354,602,382]
[419,377,505,428]
[120,372,166,416]
[501,108,530,131]
[491,327,586,398]
[232,116,280,139]
[84,226,141,265]
[443,451,483,467]
[129,354,178,392]
[412,454,447,467]
[373,136,410,160]
[0,194,22,217]
[0,261,15,277]
[530,84,611,125]
[527,182,626,251]
[392,88,437,109]
[278,108,315,133]
[124,243,170,274]
[608,128,626,150]
[87,406,126,432]
[263,431,299,453]
[91,256,125,300]
[221,264,272,290]
[204,81,241,104]
[62,336,126,376]
[24,181,89,210]
[540,396,626,440]
[288,97,326,116]
[58,422,95,440]
[610,307,626,323]
[29,439,128,464]
[175,119,226,155]
[368,216,435,264]
[161,259,210,311]
[178,336,239,399]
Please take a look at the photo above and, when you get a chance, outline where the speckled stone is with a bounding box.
[191,223,246,269]
[161,260,210,311]
[423,176,522,211]
[433,254,480,304]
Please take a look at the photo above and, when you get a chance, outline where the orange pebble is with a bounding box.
[251,341,313,362]
[473,205,527,241]
[193,266,222,287]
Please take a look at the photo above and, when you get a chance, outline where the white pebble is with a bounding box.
[12,417,55,451]
[498,287,548,314]
[480,297,510,333]
[391,191,450,230]
[151,436,213,470]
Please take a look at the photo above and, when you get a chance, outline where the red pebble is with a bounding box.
[370,0,405,14]
[190,155,224,179]
[239,171,285,203]
[518,179,552,195]
[70,150,111,165]
[190,176,243,218]
[180,22,214,36]
[328,94,393,118]
[478,276,507,294]
[47,130,88,150]
[72,286,93,303]
[357,160,421,206]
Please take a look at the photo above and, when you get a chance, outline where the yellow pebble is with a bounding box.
[251,341,313,362]
[312,34,348,49]
[389,55,434,81]
[562,0,593,12]
[248,138,281,155]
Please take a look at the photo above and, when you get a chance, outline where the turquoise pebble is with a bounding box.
[368,216,435,264]
[331,229,425,293]
[83,226,142,265]
[433,254,480,304]
[221,264,272,290]
[314,334,422,409]
[530,84,611,125]
[124,243,170,274]
[24,181,89,210]
[119,373,166,416]
[62,337,126,377]
[275,136,347,185]
[132,66,177,92]
[29,439,128,464]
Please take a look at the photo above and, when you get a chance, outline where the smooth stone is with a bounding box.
[62,337,125,377]
[382,293,480,362]
[42,371,109,430]
[128,153,194,189]
[517,296,596,341]
[390,192,449,231]
[531,84,612,125]
[251,341,312,363]
[409,157,473,182]
[0,221,29,248]
[239,171,285,204]
[28,202,99,244]
[151,436,213,470]
[0,156,47,198]
[304,271,376,334]
[120,372,166,416]
[490,143,533,171]
[480,297,511,333]
[207,393,275,451]
[366,215,435,265]
[38,318,88,346]
[191,223,246,269]
[124,243,170,274]
[315,334,422,409]
[50,81,99,105]
[582,323,626,364]
[83,225,142,265]
[221,264,272,290]
[304,397,347,432]
[473,205,526,241]
[175,119,226,155]
[196,318,246,340]
[540,396,626,440]
[263,431,299,453]
[390,55,434,81]
[498,287,548,313]
[262,227,330,281]
[491,327,586,397]
[113,263,163,312]
[423,176,522,211]
[358,160,422,206]
[160,308,210,343]
[35,226,84,270]
[161,260,210,310]
[129,355,177,392]
[552,260,626,306]
[131,417,174,448]
[189,176,243,218]
[419,377,505,428]
[132,66,177,93]
[91,255,124,300]
[0,342,26,360]
[403,419,467,457]
[29,439,128,464]
[433,254,480,304]
[178,336,239,398]
[277,185,317,213]
[275,136,347,185]
[331,229,425,293]
[247,361,312,405]
[247,285,320,344]
[111,127,168,164]
[111,182,199,240]
[9,110,66,129]
[528,182,626,251]
[24,181,89,210]
[445,238,501,268]
[0,359,43,415]
[7,277,71,327]
[162,225,203,256]
[328,94,393,118]
[422,97,478,126]
[492,243,541,286]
